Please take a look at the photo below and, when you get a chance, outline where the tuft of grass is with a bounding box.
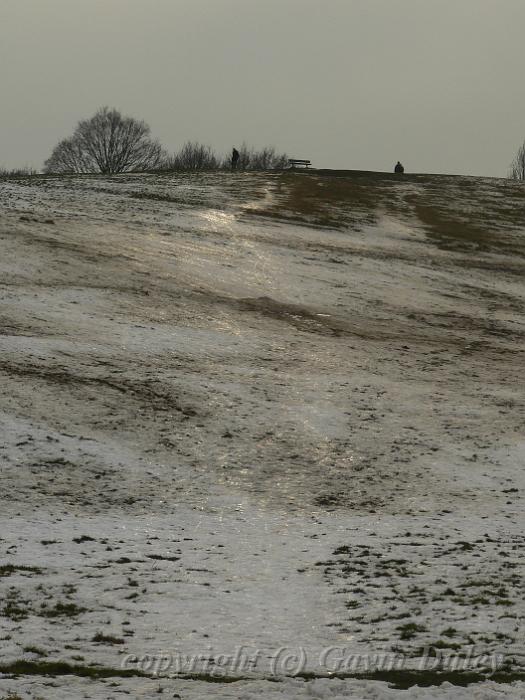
[0,659,146,679]
[23,645,48,656]
[0,564,42,578]
[294,667,525,689]
[397,622,427,640]
[91,632,125,645]
[3,601,29,621]
[39,602,86,618]
[441,627,457,638]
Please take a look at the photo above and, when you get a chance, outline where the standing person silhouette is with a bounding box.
[231,147,240,171]
[394,161,404,173]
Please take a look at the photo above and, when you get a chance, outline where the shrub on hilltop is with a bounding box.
[157,141,288,172]
[43,107,287,174]
[509,139,525,181]
[44,107,166,174]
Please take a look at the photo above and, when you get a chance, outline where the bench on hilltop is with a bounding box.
[288,159,311,168]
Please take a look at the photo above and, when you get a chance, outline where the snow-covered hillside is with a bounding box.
[0,170,524,698]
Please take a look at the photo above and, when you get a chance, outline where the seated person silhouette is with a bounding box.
[394,161,404,174]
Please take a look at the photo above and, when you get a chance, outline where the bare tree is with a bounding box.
[158,141,287,172]
[153,140,288,173]
[237,143,252,171]
[163,142,220,171]
[44,136,95,174]
[509,141,525,181]
[216,143,253,170]
[44,107,166,174]
[249,146,288,170]
[0,166,37,177]
[221,143,287,171]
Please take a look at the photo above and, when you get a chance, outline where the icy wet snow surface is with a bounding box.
[0,171,524,698]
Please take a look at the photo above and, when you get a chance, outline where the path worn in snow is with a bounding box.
[0,171,524,698]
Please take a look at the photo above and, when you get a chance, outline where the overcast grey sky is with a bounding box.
[1,0,524,176]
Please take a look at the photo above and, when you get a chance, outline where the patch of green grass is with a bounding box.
[2,600,29,621]
[459,579,492,588]
[38,602,86,618]
[9,659,521,689]
[412,202,523,256]
[470,596,491,605]
[3,593,87,621]
[248,173,380,230]
[295,668,525,689]
[397,622,427,640]
[441,627,457,638]
[92,632,125,645]
[0,564,42,578]
[333,545,352,555]
[23,645,48,656]
[0,659,146,679]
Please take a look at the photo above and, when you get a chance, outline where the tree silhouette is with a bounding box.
[509,141,525,181]
[44,107,165,174]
